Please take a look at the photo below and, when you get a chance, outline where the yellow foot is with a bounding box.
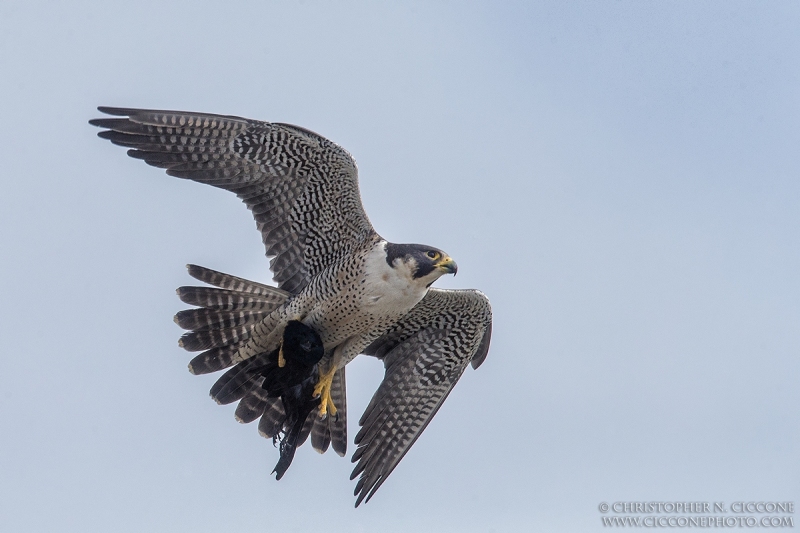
[313,363,338,418]
[277,341,286,368]
[278,316,304,368]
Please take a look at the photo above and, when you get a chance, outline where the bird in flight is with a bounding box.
[90,107,493,506]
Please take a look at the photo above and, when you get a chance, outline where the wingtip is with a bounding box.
[354,492,367,508]
[96,106,132,116]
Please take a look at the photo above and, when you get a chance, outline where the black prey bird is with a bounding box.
[198,315,326,479]
[263,320,325,479]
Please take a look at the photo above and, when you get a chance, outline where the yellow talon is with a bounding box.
[313,363,338,418]
[277,341,286,368]
[278,317,303,368]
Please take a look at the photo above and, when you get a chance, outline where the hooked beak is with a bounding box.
[435,256,458,275]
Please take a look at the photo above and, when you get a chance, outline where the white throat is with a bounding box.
[360,241,429,313]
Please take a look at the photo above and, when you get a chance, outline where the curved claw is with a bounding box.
[277,341,286,368]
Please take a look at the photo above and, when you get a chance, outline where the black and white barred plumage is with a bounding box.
[90,107,492,506]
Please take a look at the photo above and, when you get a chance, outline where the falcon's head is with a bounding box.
[385,242,458,286]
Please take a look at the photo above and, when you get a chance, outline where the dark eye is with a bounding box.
[426,251,439,259]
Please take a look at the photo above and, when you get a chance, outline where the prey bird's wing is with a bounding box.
[352,288,492,506]
[90,107,375,294]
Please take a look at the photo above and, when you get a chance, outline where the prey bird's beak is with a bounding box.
[436,256,458,275]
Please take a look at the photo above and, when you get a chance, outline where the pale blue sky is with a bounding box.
[1,2,798,531]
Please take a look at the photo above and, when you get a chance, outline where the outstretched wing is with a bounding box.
[90,107,376,294]
[352,288,492,506]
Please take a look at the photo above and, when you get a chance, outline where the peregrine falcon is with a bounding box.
[90,107,493,506]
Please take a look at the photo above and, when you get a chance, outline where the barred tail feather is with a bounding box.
[330,369,348,456]
[175,308,272,331]
[178,325,252,352]
[258,398,287,439]
[186,264,290,297]
[209,356,269,405]
[310,415,331,454]
[187,345,239,375]
[235,386,271,424]
[310,368,348,456]
[177,286,286,312]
